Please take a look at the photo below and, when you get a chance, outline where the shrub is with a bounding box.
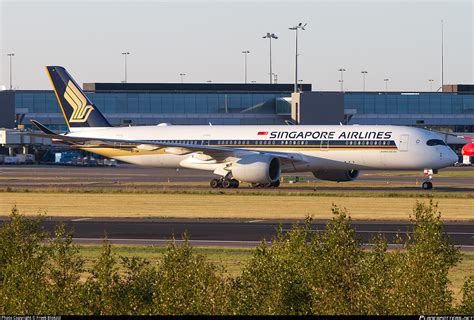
[46,224,85,314]
[151,235,228,315]
[81,239,121,315]
[114,256,157,315]
[0,202,469,315]
[387,200,461,314]
[0,207,49,314]
[458,276,474,314]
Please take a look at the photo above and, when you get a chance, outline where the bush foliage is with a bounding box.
[0,202,471,315]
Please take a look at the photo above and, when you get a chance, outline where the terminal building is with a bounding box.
[0,81,473,160]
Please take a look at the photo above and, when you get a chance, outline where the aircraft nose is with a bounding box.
[444,148,458,166]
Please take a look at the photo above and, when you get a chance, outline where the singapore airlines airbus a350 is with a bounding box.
[31,66,458,190]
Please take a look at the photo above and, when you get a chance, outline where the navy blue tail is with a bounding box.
[46,66,111,129]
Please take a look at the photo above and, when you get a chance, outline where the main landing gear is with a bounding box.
[421,169,434,190]
[210,178,239,189]
[209,178,281,189]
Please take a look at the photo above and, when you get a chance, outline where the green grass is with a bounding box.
[78,244,253,277]
[1,187,473,199]
[449,252,474,302]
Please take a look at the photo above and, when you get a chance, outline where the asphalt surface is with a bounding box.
[4,217,470,249]
[1,164,473,192]
[1,164,472,249]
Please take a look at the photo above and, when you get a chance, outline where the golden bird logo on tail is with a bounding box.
[63,80,94,123]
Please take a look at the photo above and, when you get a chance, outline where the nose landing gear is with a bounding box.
[421,169,434,190]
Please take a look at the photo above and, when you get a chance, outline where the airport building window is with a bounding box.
[344,93,474,116]
[11,89,474,130]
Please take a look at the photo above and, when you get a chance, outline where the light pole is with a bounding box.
[262,33,278,84]
[441,19,444,91]
[241,50,250,84]
[384,78,389,92]
[338,68,346,92]
[289,23,307,92]
[7,53,14,90]
[429,79,434,91]
[361,70,368,91]
[121,52,130,83]
[179,73,186,83]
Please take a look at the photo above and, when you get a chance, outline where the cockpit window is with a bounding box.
[426,139,446,146]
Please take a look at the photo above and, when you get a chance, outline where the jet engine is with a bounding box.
[462,143,474,157]
[231,155,281,184]
[312,169,359,182]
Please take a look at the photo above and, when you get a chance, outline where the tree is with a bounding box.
[81,239,121,315]
[458,276,474,314]
[46,224,85,314]
[0,207,49,314]
[152,235,228,315]
[388,200,461,314]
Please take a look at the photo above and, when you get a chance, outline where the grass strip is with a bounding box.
[1,192,473,220]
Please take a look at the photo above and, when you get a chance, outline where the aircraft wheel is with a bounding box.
[210,179,220,188]
[230,179,239,188]
[422,181,433,190]
[272,180,280,188]
[222,179,232,188]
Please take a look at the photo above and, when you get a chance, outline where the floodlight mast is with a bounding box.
[338,68,346,92]
[384,78,390,92]
[7,53,14,90]
[121,52,130,83]
[262,33,278,84]
[242,50,250,84]
[361,70,368,91]
[289,23,306,92]
[429,79,434,91]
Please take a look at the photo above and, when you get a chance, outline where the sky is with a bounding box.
[0,0,472,91]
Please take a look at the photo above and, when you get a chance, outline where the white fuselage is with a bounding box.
[67,124,458,174]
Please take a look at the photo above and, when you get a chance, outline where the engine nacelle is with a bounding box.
[462,143,474,156]
[231,155,281,184]
[312,169,359,182]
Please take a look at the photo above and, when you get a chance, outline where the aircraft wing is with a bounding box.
[434,130,474,141]
[29,120,307,164]
[455,135,473,141]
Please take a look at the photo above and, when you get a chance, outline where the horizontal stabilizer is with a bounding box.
[31,120,59,136]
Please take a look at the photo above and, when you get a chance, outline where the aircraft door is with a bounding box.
[399,134,409,152]
[202,134,211,146]
[320,140,329,151]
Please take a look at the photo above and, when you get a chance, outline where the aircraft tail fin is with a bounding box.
[45,66,111,130]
